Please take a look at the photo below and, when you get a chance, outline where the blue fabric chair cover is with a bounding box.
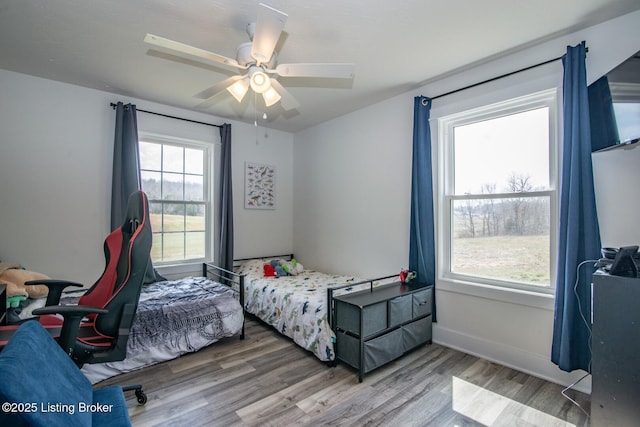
[0,320,131,426]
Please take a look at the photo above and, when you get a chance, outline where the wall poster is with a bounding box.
[244,162,276,209]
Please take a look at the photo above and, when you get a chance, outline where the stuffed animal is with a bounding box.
[281,259,304,276]
[275,265,287,277]
[0,262,50,300]
[263,263,276,277]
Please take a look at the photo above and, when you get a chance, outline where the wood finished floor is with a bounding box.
[99,318,590,426]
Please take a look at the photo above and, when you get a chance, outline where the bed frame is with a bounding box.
[202,262,246,340]
[204,254,398,365]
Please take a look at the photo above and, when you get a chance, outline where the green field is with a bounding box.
[452,234,550,285]
[149,213,205,262]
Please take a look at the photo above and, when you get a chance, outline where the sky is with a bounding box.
[453,107,550,195]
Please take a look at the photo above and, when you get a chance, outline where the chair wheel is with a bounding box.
[135,390,147,405]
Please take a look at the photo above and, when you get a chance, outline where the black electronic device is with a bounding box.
[609,245,639,278]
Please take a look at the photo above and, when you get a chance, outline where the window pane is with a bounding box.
[185,174,204,201]
[162,232,185,262]
[151,232,163,261]
[185,148,204,175]
[148,202,163,233]
[162,204,185,232]
[454,107,549,195]
[139,141,161,170]
[141,171,161,199]
[186,231,205,259]
[451,196,550,286]
[185,204,205,231]
[162,172,184,200]
[163,145,184,173]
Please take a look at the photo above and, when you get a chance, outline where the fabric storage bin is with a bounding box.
[388,295,412,327]
[402,316,432,351]
[412,288,432,318]
[335,300,387,338]
[363,328,403,373]
[336,331,360,369]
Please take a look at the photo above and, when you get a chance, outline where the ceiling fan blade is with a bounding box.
[144,33,246,70]
[269,79,299,111]
[194,75,245,100]
[251,3,287,65]
[273,63,355,79]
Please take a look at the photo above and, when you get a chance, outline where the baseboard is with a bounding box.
[433,324,592,394]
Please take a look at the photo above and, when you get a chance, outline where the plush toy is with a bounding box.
[0,262,50,300]
[291,259,304,274]
[263,263,276,277]
[262,259,305,278]
[275,265,287,277]
[6,294,28,308]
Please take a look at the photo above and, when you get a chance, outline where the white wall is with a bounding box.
[0,69,294,285]
[293,10,640,391]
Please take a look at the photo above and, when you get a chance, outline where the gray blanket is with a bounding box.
[62,276,243,383]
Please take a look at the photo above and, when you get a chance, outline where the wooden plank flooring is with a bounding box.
[99,318,590,426]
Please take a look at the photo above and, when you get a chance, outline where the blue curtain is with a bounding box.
[216,123,234,273]
[111,102,164,284]
[409,96,437,321]
[551,42,602,372]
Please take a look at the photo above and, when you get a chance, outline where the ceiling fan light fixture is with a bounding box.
[227,78,250,102]
[262,86,281,107]
[250,70,271,94]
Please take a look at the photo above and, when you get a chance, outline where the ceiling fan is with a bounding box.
[144,3,355,111]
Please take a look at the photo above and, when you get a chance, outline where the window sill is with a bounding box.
[155,261,205,279]
[437,277,555,311]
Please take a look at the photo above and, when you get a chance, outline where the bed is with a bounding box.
[54,266,245,384]
[218,255,395,362]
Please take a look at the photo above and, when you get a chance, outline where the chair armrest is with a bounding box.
[32,305,108,317]
[32,305,108,358]
[25,279,84,306]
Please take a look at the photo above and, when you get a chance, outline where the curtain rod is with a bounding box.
[110,102,222,129]
[430,47,587,101]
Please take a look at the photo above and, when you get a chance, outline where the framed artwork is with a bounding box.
[244,162,276,209]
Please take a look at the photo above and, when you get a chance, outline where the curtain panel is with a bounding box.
[111,102,164,284]
[551,42,602,372]
[409,96,437,321]
[216,123,234,273]
[111,102,141,230]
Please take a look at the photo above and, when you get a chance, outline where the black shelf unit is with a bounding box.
[332,281,433,382]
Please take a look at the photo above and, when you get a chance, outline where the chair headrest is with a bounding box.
[123,191,148,234]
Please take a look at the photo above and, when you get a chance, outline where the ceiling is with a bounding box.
[1,0,639,133]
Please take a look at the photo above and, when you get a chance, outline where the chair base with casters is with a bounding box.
[0,320,145,426]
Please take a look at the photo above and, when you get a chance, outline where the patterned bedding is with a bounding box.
[62,276,243,383]
[236,259,364,362]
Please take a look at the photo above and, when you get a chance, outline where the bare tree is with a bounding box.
[462,198,476,238]
[480,183,497,236]
[506,173,532,234]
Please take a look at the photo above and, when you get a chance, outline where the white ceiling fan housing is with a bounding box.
[144,3,354,110]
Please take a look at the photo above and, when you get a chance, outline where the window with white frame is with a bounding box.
[139,135,212,264]
[439,90,558,293]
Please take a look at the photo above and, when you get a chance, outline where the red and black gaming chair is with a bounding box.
[0,191,152,372]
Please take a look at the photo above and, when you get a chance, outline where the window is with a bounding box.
[439,90,557,293]
[139,135,212,264]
